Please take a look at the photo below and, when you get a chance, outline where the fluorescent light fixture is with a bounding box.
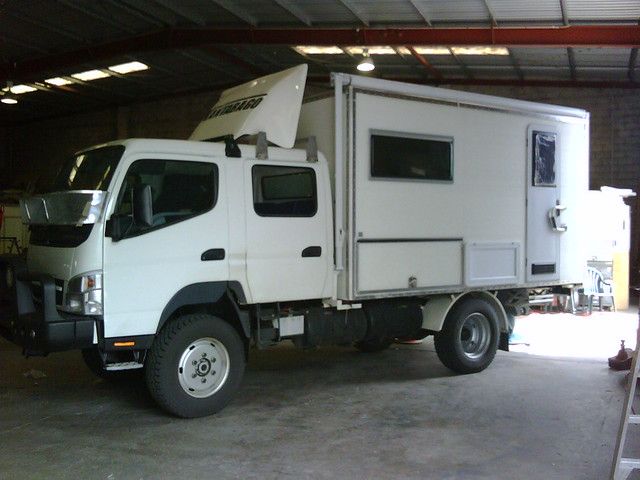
[45,77,72,86]
[1,97,18,105]
[2,84,37,94]
[71,69,110,81]
[357,49,375,72]
[413,47,452,55]
[451,46,509,55]
[108,61,149,74]
[294,46,344,55]
[347,46,399,55]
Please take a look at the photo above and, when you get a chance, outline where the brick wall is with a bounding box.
[1,84,638,281]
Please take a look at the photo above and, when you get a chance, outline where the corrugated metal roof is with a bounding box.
[1,0,638,124]
[488,0,564,21]
[566,0,640,21]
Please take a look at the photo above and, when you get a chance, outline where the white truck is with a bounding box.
[0,65,589,417]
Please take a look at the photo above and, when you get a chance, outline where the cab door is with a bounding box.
[103,155,228,338]
[244,161,329,302]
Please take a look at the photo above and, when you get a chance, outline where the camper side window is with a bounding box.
[370,132,453,182]
[252,165,317,217]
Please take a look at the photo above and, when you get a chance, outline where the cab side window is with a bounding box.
[252,165,317,217]
[113,159,217,238]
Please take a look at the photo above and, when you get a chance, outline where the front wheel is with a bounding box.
[434,298,499,374]
[145,314,245,418]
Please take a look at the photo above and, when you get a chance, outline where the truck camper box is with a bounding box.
[297,72,589,301]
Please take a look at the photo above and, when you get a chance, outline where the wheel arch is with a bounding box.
[422,291,509,334]
[156,281,251,343]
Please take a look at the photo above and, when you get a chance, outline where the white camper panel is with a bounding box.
[298,75,589,301]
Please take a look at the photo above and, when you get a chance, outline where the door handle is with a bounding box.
[201,248,225,261]
[548,203,567,233]
[302,246,322,258]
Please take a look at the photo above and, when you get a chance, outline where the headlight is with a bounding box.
[64,271,103,315]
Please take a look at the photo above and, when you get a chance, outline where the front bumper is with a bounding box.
[0,260,96,355]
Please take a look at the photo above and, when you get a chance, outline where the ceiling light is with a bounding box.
[451,46,509,56]
[347,46,398,55]
[357,49,375,72]
[45,77,72,86]
[294,46,344,55]
[2,84,37,94]
[1,81,18,105]
[413,47,452,55]
[108,61,149,74]
[71,69,110,81]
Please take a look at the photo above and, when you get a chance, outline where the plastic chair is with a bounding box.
[583,266,616,313]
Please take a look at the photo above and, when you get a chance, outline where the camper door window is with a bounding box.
[532,131,557,187]
[370,132,453,182]
[252,165,317,217]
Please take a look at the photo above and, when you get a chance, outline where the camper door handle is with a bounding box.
[548,204,567,233]
[201,248,226,261]
[302,246,322,258]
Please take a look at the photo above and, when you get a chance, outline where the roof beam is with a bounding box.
[272,0,312,26]
[407,46,443,81]
[567,47,577,80]
[106,0,165,27]
[200,46,267,77]
[408,0,433,26]
[337,0,369,27]
[6,10,85,42]
[448,47,473,79]
[630,48,639,81]
[209,0,258,26]
[559,0,569,25]
[153,0,206,26]
[2,26,640,83]
[482,0,498,26]
[507,49,525,81]
[56,0,134,33]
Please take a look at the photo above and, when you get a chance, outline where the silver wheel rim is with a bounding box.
[178,337,230,398]
[459,313,491,360]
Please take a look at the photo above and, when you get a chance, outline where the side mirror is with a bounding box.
[132,184,153,228]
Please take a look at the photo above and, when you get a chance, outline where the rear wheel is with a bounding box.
[434,298,499,374]
[145,314,245,418]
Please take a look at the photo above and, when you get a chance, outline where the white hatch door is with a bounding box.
[526,125,563,282]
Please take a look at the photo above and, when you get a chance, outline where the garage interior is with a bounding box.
[1,1,640,479]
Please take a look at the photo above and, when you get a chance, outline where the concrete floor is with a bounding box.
[0,309,637,480]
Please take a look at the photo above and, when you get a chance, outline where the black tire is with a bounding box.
[354,337,393,353]
[81,348,142,381]
[145,314,245,418]
[434,298,499,374]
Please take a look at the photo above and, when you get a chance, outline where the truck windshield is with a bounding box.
[50,145,124,192]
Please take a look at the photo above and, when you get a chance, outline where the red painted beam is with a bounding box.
[2,25,640,83]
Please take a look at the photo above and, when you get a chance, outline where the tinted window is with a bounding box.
[252,165,317,217]
[113,159,217,238]
[532,131,557,187]
[51,145,124,192]
[371,133,453,181]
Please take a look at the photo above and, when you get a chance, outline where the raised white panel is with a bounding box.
[357,241,462,293]
[464,242,520,287]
